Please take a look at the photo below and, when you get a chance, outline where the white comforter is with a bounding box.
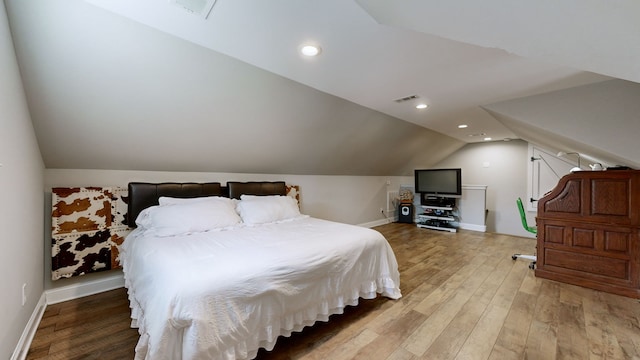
[120,216,401,360]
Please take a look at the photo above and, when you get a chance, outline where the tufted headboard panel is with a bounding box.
[127,182,223,227]
[227,181,287,199]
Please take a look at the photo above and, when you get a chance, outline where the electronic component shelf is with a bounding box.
[416,198,458,232]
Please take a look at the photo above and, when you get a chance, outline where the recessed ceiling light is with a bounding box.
[484,137,492,141]
[458,124,468,129]
[416,104,428,109]
[300,44,321,57]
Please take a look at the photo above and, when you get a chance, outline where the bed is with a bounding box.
[120,181,402,360]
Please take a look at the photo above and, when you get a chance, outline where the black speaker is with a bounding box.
[398,203,414,223]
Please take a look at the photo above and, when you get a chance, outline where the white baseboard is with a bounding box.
[12,273,125,360]
[458,222,487,232]
[11,294,47,360]
[359,217,393,228]
[45,273,125,305]
[362,219,485,230]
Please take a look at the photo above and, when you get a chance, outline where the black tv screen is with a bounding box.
[414,168,462,196]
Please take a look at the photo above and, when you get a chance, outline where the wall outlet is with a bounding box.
[22,283,27,306]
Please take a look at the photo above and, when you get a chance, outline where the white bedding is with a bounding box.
[120,216,402,360]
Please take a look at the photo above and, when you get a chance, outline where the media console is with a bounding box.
[416,196,458,232]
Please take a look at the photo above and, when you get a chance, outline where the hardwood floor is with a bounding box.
[27,223,640,359]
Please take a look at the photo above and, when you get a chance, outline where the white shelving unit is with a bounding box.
[416,201,458,233]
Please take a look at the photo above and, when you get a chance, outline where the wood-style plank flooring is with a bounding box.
[27,223,640,359]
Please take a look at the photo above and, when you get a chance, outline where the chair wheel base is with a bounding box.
[512,254,536,270]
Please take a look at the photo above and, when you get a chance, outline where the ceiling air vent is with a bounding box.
[170,0,217,19]
[394,95,419,103]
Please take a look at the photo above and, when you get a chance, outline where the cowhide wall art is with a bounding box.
[51,187,130,280]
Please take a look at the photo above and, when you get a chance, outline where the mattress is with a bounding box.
[119,216,401,360]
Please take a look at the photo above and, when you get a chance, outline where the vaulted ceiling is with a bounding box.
[5,0,639,175]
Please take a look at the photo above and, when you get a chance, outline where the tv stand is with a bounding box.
[416,196,457,233]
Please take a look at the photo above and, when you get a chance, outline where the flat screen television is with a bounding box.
[414,168,462,197]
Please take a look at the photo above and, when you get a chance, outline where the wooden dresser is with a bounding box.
[535,170,640,298]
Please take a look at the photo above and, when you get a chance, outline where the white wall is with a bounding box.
[434,139,534,237]
[43,169,412,290]
[0,2,45,357]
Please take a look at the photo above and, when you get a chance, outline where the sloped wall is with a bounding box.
[6,0,463,176]
[485,79,640,169]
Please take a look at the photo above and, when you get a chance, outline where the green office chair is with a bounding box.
[512,197,537,269]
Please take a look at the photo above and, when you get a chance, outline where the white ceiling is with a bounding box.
[82,0,618,143]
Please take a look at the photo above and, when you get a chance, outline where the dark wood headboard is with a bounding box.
[127,182,223,227]
[127,181,287,227]
[227,181,286,199]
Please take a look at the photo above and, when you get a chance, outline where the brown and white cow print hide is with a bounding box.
[51,187,130,280]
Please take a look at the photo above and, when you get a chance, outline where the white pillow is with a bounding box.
[134,205,157,228]
[158,196,229,206]
[236,195,301,225]
[136,200,241,236]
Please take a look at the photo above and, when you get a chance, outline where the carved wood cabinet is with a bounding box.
[535,170,640,298]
